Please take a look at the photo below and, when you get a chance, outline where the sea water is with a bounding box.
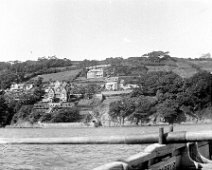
[0,124,211,170]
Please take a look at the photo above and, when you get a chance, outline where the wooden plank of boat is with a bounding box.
[93,128,212,170]
[185,142,212,170]
[149,156,177,170]
[93,142,212,170]
[124,143,183,170]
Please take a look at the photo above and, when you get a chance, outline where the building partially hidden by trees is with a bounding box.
[0,52,211,127]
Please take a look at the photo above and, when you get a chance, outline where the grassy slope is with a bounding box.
[172,59,198,78]
[31,58,212,83]
[189,60,212,72]
[147,58,212,78]
[34,69,82,82]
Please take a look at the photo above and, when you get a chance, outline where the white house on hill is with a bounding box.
[105,77,119,91]
[86,64,110,79]
[105,77,140,91]
[119,79,139,90]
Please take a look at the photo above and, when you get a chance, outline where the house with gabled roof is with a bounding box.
[42,80,68,103]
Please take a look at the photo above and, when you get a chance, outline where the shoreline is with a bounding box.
[5,119,212,129]
[5,122,94,128]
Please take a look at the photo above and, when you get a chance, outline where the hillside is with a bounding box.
[28,56,212,83]
[189,59,212,73]
[29,58,212,83]
[1,52,212,90]
[145,58,200,78]
[1,53,211,127]
[34,69,82,82]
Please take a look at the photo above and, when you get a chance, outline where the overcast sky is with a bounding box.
[0,0,212,62]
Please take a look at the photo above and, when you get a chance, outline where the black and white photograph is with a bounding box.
[0,0,212,169]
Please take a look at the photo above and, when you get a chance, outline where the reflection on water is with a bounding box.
[0,124,212,170]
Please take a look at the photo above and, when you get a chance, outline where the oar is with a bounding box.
[1,131,212,144]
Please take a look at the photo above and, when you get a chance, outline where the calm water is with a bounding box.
[0,124,212,170]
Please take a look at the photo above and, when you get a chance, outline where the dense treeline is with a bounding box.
[0,77,82,126]
[1,70,209,127]
[0,56,72,89]
[0,56,72,73]
[11,106,81,124]
[109,71,212,125]
[0,77,45,126]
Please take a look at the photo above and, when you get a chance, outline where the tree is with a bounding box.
[105,57,124,66]
[158,72,183,94]
[109,97,135,125]
[0,71,18,89]
[176,71,212,120]
[11,105,34,124]
[39,112,52,122]
[0,95,10,126]
[183,71,211,109]
[33,77,45,101]
[85,84,101,99]
[143,51,170,58]
[157,98,185,124]
[142,71,183,96]
[79,59,98,68]
[131,96,157,125]
[50,107,81,122]
[130,87,143,97]
[143,51,170,63]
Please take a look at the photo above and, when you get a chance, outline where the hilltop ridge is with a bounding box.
[1,52,212,89]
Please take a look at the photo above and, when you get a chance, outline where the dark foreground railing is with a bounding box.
[1,128,212,145]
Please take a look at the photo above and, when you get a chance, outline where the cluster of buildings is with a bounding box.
[6,64,140,114]
[42,81,70,103]
[34,81,73,113]
[86,64,139,91]
[6,81,74,113]
[7,81,71,102]
[5,82,34,101]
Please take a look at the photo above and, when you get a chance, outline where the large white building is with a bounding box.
[87,68,104,79]
[86,64,110,79]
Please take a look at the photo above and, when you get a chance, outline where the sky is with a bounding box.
[1,0,212,62]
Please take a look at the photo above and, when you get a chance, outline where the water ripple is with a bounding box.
[0,124,211,169]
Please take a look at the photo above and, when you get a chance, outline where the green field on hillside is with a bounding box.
[32,57,212,83]
[34,69,82,82]
[190,60,212,73]
[146,58,212,78]
[146,61,197,78]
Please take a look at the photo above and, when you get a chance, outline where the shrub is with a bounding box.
[50,107,81,123]
[11,105,34,124]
